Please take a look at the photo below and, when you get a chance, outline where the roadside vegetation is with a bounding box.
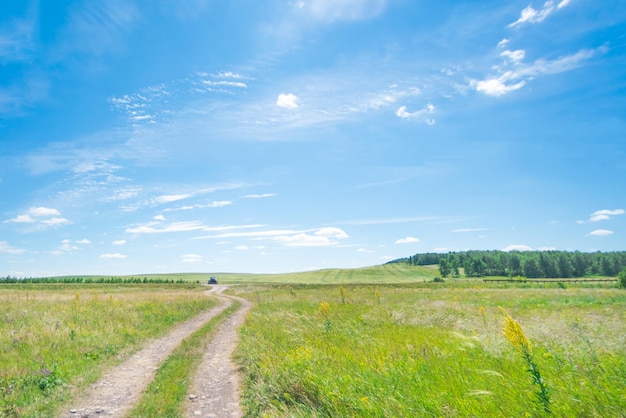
[0,283,213,417]
[234,281,626,417]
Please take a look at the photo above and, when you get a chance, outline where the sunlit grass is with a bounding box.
[234,283,626,417]
[0,283,214,417]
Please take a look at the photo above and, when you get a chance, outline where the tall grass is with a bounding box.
[234,283,626,417]
[0,284,214,417]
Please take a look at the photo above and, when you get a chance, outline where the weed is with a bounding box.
[500,307,551,415]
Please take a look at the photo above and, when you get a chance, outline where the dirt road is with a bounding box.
[61,285,249,418]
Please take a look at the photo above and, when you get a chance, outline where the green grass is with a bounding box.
[233,283,626,417]
[0,283,215,418]
[127,301,240,418]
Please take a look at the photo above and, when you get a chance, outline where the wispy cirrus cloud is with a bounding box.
[471,46,607,97]
[0,241,26,255]
[100,253,127,259]
[503,244,533,251]
[302,0,388,23]
[395,236,419,244]
[452,228,488,233]
[181,253,203,263]
[509,0,571,28]
[126,220,206,234]
[243,193,276,199]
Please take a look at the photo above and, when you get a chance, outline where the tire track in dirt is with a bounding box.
[60,285,242,417]
[185,291,252,418]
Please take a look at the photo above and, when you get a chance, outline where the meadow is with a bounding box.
[232,281,626,417]
[1,265,624,417]
[0,283,214,417]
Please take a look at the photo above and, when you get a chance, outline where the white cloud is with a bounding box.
[243,193,276,199]
[153,215,167,221]
[305,0,387,22]
[473,77,527,97]
[154,194,192,204]
[395,236,420,244]
[452,228,488,233]
[357,248,373,253]
[502,244,534,251]
[276,93,299,109]
[41,217,71,226]
[589,209,624,222]
[5,206,69,228]
[500,49,525,64]
[113,240,127,245]
[508,0,571,28]
[100,253,127,259]
[395,103,435,120]
[181,253,203,263]
[236,245,249,250]
[0,241,26,255]
[76,239,91,245]
[272,227,349,247]
[497,38,509,48]
[126,221,206,234]
[588,229,614,236]
[6,214,35,223]
[472,47,605,97]
[29,207,61,217]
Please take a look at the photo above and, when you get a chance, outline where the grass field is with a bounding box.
[0,283,213,417]
[232,281,626,417]
[1,265,624,417]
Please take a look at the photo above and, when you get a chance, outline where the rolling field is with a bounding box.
[231,279,626,417]
[1,265,624,417]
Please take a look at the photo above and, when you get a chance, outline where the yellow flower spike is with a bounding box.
[499,307,532,354]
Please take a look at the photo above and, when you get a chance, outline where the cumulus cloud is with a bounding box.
[276,93,299,109]
[113,239,127,245]
[100,253,127,259]
[236,245,249,250]
[589,209,624,222]
[181,253,203,263]
[588,229,614,236]
[502,244,534,251]
[5,207,70,228]
[395,237,420,244]
[76,239,91,244]
[508,0,571,28]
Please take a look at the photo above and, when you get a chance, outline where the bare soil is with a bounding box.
[60,285,249,418]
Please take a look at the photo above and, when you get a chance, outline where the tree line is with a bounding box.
[389,250,626,278]
[0,276,187,284]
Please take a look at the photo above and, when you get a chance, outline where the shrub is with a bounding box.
[619,267,626,289]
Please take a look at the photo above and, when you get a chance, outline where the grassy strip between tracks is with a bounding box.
[127,300,241,418]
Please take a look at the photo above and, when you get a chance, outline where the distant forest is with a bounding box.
[389,250,626,278]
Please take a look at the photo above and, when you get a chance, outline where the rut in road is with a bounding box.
[185,292,252,418]
[60,285,246,417]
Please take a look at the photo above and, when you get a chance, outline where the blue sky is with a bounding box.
[1,0,625,276]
